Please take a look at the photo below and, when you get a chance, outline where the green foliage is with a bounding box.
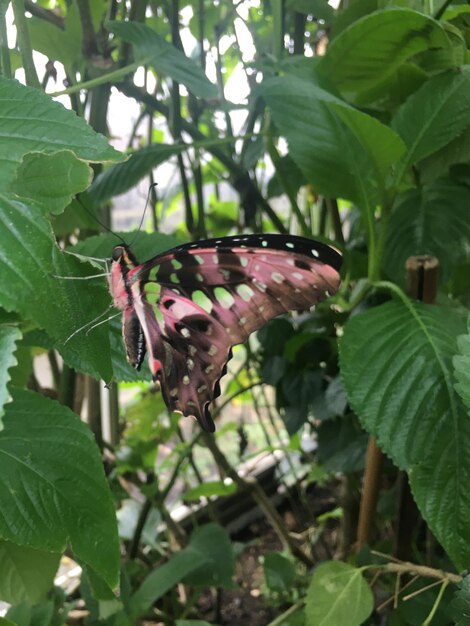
[340,300,470,568]
[320,8,453,103]
[452,576,470,626]
[2,0,470,622]
[0,542,60,604]
[305,561,373,625]
[0,389,119,587]
[107,21,218,99]
[0,324,21,420]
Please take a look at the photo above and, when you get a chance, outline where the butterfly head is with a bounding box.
[112,244,139,268]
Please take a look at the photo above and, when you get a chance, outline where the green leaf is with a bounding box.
[0,195,112,380]
[320,8,451,102]
[0,324,21,423]
[305,561,373,626]
[286,0,334,21]
[130,552,210,618]
[0,388,120,587]
[384,180,470,284]
[317,416,367,473]
[108,21,217,99]
[4,604,31,626]
[451,576,470,626]
[88,144,186,204]
[392,68,470,178]
[454,316,470,412]
[263,552,296,592]
[0,76,121,192]
[0,541,60,604]
[183,524,235,588]
[10,151,92,215]
[183,480,237,501]
[419,127,470,184]
[340,300,470,569]
[267,155,305,199]
[260,75,404,209]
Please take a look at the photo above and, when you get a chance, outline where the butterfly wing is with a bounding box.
[129,234,342,432]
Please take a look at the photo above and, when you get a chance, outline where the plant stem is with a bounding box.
[267,600,305,626]
[265,132,310,235]
[12,0,40,88]
[49,57,152,96]
[202,432,313,567]
[24,0,64,28]
[76,0,99,57]
[370,556,461,584]
[0,0,11,78]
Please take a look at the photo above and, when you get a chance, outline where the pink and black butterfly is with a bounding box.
[110,234,342,432]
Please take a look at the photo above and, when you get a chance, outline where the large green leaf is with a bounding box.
[0,388,120,588]
[305,561,373,626]
[0,195,112,380]
[454,316,470,412]
[108,21,217,99]
[0,541,60,604]
[340,300,470,568]
[88,144,186,204]
[392,68,470,181]
[0,77,121,192]
[11,151,92,215]
[419,127,470,184]
[383,180,470,284]
[320,8,451,102]
[260,75,404,210]
[0,324,21,422]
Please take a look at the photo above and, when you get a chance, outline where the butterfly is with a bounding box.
[110,234,342,432]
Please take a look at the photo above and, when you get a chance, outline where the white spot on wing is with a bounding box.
[312,249,319,258]
[271,272,284,284]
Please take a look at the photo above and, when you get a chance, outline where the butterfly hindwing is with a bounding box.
[111,234,342,432]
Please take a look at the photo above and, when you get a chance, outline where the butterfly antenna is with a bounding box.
[85,311,122,336]
[75,194,127,245]
[127,182,158,249]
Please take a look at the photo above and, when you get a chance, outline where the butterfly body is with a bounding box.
[110,234,342,432]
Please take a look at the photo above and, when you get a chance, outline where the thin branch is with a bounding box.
[370,553,462,584]
[202,432,314,567]
[76,0,99,57]
[0,0,12,78]
[12,0,40,88]
[24,0,64,28]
